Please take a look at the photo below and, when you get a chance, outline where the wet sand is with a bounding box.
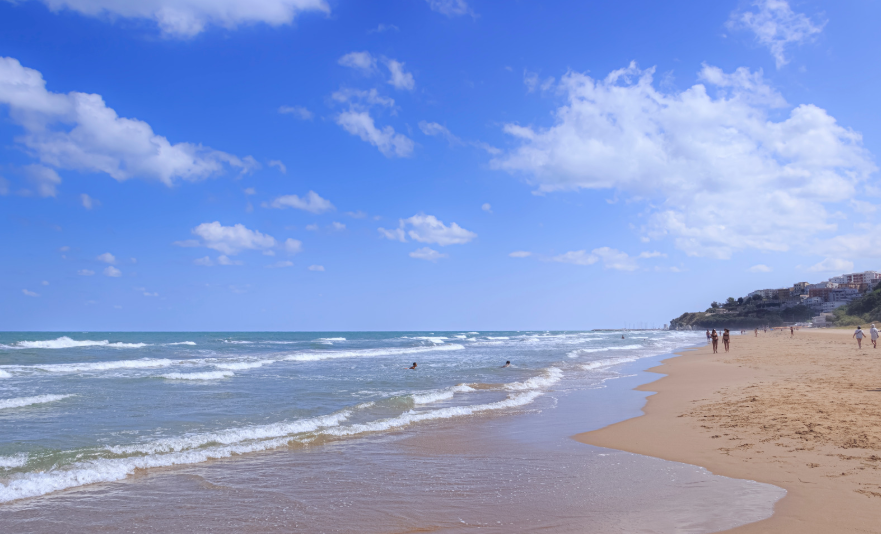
[576,329,881,533]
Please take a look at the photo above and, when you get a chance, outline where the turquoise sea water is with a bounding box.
[0,330,702,503]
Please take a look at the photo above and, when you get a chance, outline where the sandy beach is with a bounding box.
[576,329,881,533]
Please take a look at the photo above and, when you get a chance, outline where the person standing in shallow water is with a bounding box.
[711,329,719,353]
[722,329,730,352]
[408,362,417,369]
[706,330,711,344]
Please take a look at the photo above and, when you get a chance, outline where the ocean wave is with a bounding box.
[0,369,10,378]
[0,394,74,410]
[580,357,638,371]
[165,341,197,346]
[0,454,28,470]
[486,336,510,340]
[503,367,563,391]
[21,358,176,374]
[6,337,148,349]
[315,337,346,342]
[161,371,234,380]
[411,384,474,405]
[213,360,273,371]
[222,340,252,344]
[283,343,465,362]
[567,344,642,356]
[408,336,447,344]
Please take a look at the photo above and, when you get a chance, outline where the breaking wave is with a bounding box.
[161,371,234,380]
[4,337,148,349]
[284,343,464,362]
[0,394,74,410]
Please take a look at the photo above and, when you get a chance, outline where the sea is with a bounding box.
[0,330,785,532]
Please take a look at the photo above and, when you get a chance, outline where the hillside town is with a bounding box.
[670,270,881,329]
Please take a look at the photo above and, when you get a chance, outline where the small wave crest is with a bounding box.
[7,337,148,349]
[503,367,563,391]
[165,341,197,346]
[0,394,74,410]
[25,358,176,374]
[411,384,474,405]
[567,344,642,357]
[162,371,234,380]
[213,360,273,371]
[284,343,464,362]
[0,453,28,470]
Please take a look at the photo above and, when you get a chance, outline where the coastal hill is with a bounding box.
[670,271,881,329]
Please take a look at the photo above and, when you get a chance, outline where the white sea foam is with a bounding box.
[316,337,346,342]
[580,357,637,371]
[0,369,10,378]
[165,341,197,346]
[9,337,148,349]
[284,343,464,362]
[0,394,74,410]
[0,454,28,470]
[162,371,234,380]
[567,344,642,356]
[503,367,564,391]
[213,360,273,371]
[486,336,510,340]
[411,384,474,405]
[409,336,447,344]
[223,340,252,344]
[325,390,543,438]
[27,358,176,373]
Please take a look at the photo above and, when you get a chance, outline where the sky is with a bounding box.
[1,0,879,331]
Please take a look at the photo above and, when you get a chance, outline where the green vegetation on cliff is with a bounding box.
[830,285,881,326]
[670,304,813,329]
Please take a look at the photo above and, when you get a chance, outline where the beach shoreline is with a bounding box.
[575,329,881,533]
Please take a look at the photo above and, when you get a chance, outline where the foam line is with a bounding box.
[0,394,74,410]
[411,384,474,405]
[8,337,147,349]
[0,454,28,470]
[284,343,464,362]
[161,371,234,380]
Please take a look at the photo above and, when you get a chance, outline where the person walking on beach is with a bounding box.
[754,328,758,337]
[871,325,879,349]
[706,330,711,344]
[722,329,730,352]
[853,327,866,349]
[711,329,719,353]
[790,326,794,338]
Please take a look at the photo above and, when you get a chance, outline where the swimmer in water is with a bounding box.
[408,362,417,369]
[502,361,511,368]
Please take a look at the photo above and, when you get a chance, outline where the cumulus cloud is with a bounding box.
[748,264,773,272]
[185,221,278,255]
[419,121,500,154]
[379,214,477,246]
[0,57,257,187]
[80,193,99,209]
[728,0,825,68]
[330,221,345,231]
[336,110,413,158]
[22,0,330,38]
[808,257,853,273]
[96,252,116,264]
[425,0,472,17]
[385,59,415,90]
[492,62,877,260]
[193,256,214,266]
[284,238,303,254]
[78,269,95,276]
[24,164,62,197]
[551,247,657,271]
[369,23,398,34]
[268,160,287,174]
[509,251,531,258]
[308,264,325,271]
[217,254,243,266]
[22,289,39,297]
[338,51,377,72]
[410,247,447,262]
[331,88,395,109]
[481,203,492,213]
[278,105,313,120]
[552,250,598,266]
[268,191,334,213]
[103,266,122,277]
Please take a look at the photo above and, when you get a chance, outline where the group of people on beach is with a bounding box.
[852,325,880,349]
[705,329,730,354]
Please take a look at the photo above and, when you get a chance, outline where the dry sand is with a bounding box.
[576,328,881,533]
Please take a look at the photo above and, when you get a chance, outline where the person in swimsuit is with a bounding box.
[408,362,417,369]
[853,327,865,349]
[722,329,730,352]
[754,328,758,337]
[706,330,711,344]
[711,329,719,353]
[790,326,794,338]
[871,325,879,349]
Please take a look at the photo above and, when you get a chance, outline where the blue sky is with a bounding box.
[1,0,879,331]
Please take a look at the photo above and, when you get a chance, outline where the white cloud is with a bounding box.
[419,121,462,145]
[808,257,853,273]
[24,165,61,197]
[278,105,313,120]
[0,176,8,195]
[492,63,877,260]
[638,251,666,259]
[42,280,49,286]
[308,264,325,271]
[103,266,122,277]
[425,0,471,17]
[509,251,531,258]
[410,247,447,262]
[306,224,319,231]
[268,160,287,174]
[338,51,376,72]
[336,110,414,158]
[24,0,330,38]
[380,214,477,246]
[78,269,95,276]
[728,0,825,68]
[369,23,398,34]
[284,238,303,254]
[481,203,492,213]
[331,88,395,109]
[268,191,334,213]
[189,221,278,255]
[80,193,99,209]
[244,187,256,195]
[551,247,647,271]
[268,260,294,268]
[748,264,773,272]
[217,255,243,266]
[22,289,39,297]
[346,210,367,219]
[96,252,116,264]
[385,59,415,91]
[193,256,214,266]
[0,57,257,186]
[330,221,346,231]
[552,250,597,267]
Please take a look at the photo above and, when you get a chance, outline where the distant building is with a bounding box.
[792,282,809,294]
[843,271,881,285]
